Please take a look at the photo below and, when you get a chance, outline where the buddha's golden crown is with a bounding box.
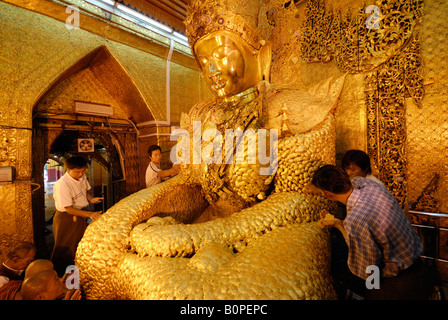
[184,0,262,50]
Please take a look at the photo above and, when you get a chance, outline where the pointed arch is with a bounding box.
[33,45,154,123]
[31,46,150,256]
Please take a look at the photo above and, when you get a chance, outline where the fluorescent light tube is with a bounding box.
[99,0,114,5]
[116,4,172,33]
[173,31,189,43]
[85,0,115,7]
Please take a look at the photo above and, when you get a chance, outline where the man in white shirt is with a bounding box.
[51,156,103,275]
[145,145,180,188]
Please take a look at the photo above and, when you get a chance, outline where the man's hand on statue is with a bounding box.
[171,164,180,175]
[318,209,338,228]
[90,211,102,221]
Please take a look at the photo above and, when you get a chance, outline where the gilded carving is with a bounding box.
[0,129,10,163]
[15,183,33,241]
[0,183,33,260]
[300,0,424,206]
[412,173,440,213]
[301,0,422,73]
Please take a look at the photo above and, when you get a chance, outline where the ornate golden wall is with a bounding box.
[267,0,446,211]
[406,0,448,213]
[0,0,208,261]
[296,0,447,213]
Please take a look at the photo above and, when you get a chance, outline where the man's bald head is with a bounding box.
[21,270,65,300]
[24,259,54,279]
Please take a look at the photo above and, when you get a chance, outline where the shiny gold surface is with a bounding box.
[78,177,336,299]
[275,114,335,193]
[0,184,34,259]
[185,0,263,49]
[194,31,264,99]
[77,0,340,300]
[406,0,448,214]
[413,173,440,213]
[300,0,422,73]
[364,36,422,206]
[297,0,447,213]
[300,0,425,207]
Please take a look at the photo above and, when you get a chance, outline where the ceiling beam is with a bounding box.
[139,0,186,21]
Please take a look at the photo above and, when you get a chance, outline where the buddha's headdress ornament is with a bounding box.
[184,0,263,50]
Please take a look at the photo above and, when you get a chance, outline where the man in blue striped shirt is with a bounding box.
[312,165,433,299]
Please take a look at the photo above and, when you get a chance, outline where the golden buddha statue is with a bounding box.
[76,0,345,300]
[175,25,274,221]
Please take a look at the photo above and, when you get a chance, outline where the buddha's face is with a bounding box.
[194,31,261,99]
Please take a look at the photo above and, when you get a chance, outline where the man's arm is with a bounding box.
[65,206,102,221]
[86,191,103,204]
[318,210,348,242]
[330,218,347,242]
[156,164,180,178]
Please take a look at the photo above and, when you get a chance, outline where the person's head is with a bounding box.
[21,270,66,300]
[341,149,372,179]
[311,165,352,202]
[148,145,162,165]
[65,156,88,180]
[5,241,36,271]
[24,259,54,279]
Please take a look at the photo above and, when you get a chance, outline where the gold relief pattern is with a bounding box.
[16,129,32,179]
[262,0,304,88]
[405,0,448,213]
[0,184,17,261]
[413,173,440,213]
[178,88,272,205]
[123,132,140,194]
[0,129,10,163]
[275,114,335,193]
[365,72,380,175]
[365,33,424,206]
[15,183,33,242]
[0,183,33,261]
[0,184,16,227]
[374,53,408,205]
[185,0,263,49]
[301,0,422,73]
[301,0,424,206]
[0,129,16,166]
[0,127,31,179]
